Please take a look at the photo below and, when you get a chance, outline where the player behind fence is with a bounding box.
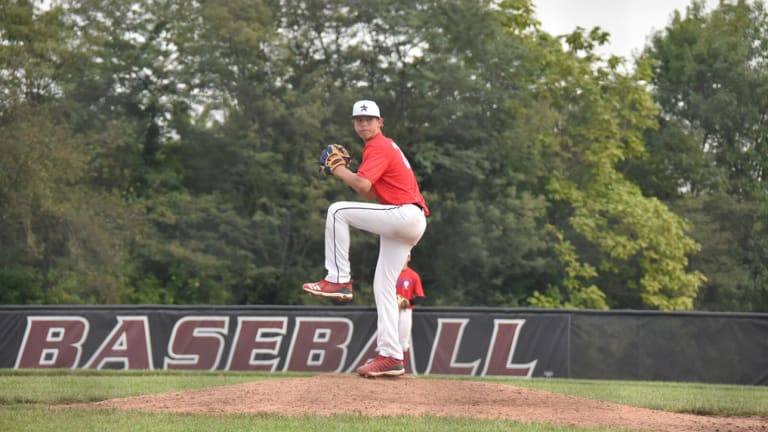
[396,253,424,373]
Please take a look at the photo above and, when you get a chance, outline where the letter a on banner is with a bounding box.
[84,316,153,369]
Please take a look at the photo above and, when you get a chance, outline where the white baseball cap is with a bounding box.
[352,100,381,118]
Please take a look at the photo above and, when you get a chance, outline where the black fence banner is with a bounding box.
[0,306,765,385]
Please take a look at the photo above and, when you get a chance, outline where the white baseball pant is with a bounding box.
[324,201,426,360]
[398,307,413,353]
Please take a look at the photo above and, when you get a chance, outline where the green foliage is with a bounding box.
[0,103,138,303]
[525,21,705,310]
[0,267,44,303]
[633,0,768,311]
[670,194,768,312]
[529,227,607,310]
[641,0,768,198]
[0,0,757,311]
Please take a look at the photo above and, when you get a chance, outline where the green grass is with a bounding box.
[0,369,285,404]
[1,370,765,432]
[0,407,634,432]
[470,376,768,417]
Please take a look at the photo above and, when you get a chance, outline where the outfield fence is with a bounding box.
[0,305,765,385]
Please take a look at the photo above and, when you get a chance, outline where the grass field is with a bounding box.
[1,370,766,432]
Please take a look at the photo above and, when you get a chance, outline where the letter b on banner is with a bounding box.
[15,317,89,368]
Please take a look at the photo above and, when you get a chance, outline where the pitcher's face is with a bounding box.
[353,116,383,141]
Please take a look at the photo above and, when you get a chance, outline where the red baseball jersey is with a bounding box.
[356,133,429,216]
[396,267,424,309]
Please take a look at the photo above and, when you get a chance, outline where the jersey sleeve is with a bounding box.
[408,269,424,300]
[412,271,425,299]
[356,142,389,184]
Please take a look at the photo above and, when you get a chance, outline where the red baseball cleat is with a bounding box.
[302,279,354,302]
[356,355,405,377]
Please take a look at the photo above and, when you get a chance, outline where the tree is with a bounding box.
[524,24,705,310]
[0,0,715,310]
[0,1,139,303]
[635,0,768,311]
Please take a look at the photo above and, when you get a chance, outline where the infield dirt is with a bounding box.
[89,374,767,432]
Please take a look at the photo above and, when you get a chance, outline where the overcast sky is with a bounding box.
[532,0,720,59]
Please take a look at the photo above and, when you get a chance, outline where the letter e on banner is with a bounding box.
[226,317,287,371]
[15,316,89,369]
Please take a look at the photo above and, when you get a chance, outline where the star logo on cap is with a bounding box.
[360,104,368,112]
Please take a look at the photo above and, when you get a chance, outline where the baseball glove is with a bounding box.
[397,294,410,310]
[320,144,351,175]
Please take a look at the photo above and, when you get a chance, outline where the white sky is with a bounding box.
[532,0,721,59]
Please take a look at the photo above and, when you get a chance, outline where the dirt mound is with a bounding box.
[89,374,767,432]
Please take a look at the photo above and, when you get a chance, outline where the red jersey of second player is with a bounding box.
[357,133,430,216]
[396,267,424,309]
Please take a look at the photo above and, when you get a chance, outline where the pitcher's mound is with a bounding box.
[90,374,767,432]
